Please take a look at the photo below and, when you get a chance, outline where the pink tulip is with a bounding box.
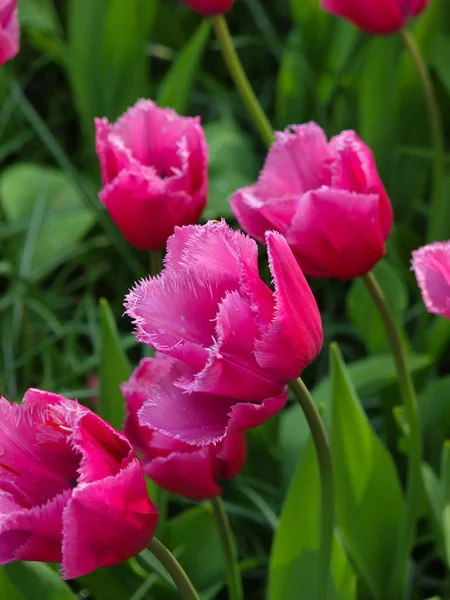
[95,99,208,251]
[0,0,19,66]
[411,241,450,319]
[321,0,430,35]
[122,356,247,501]
[125,220,323,444]
[231,123,392,280]
[181,0,233,14]
[0,389,158,579]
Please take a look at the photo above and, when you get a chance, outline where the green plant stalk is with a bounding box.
[400,28,445,243]
[211,14,274,148]
[211,496,244,600]
[363,271,422,598]
[148,537,200,600]
[289,377,334,600]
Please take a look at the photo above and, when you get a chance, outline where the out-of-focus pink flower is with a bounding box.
[0,0,19,66]
[0,389,158,579]
[95,99,208,251]
[122,357,247,501]
[411,241,450,319]
[125,220,323,444]
[231,123,392,280]
[181,0,233,15]
[321,0,430,35]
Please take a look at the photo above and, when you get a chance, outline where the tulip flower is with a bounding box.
[0,0,19,66]
[411,241,450,319]
[231,122,392,280]
[95,99,208,251]
[122,356,247,501]
[181,0,233,15]
[321,0,430,35]
[0,389,158,579]
[125,220,323,444]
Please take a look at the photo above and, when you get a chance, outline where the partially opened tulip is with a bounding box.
[411,241,450,319]
[321,0,430,35]
[95,99,208,251]
[231,123,393,280]
[0,0,19,66]
[125,220,323,444]
[123,356,247,501]
[181,0,233,15]
[0,389,158,579]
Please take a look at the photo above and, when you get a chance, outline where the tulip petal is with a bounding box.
[61,460,157,579]
[0,0,19,66]
[321,0,405,34]
[217,433,247,479]
[225,388,288,436]
[254,232,323,380]
[144,448,221,501]
[287,187,385,279]
[411,241,450,318]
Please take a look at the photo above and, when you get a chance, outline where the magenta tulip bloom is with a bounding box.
[0,389,158,579]
[122,356,247,501]
[321,0,430,35]
[95,99,208,251]
[231,123,393,280]
[411,241,450,319]
[0,0,19,66]
[125,220,323,444]
[181,0,233,14]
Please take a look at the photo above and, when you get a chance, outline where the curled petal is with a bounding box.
[0,0,19,66]
[411,241,450,318]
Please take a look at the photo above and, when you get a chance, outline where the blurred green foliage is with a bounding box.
[0,0,450,598]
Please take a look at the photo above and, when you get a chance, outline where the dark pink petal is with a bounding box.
[225,388,288,437]
[261,123,331,195]
[182,291,284,400]
[254,232,323,380]
[182,0,233,15]
[287,188,385,279]
[94,118,135,185]
[0,490,71,565]
[231,186,279,244]
[0,0,19,67]
[330,130,393,237]
[321,0,410,34]
[144,448,222,501]
[61,460,158,580]
[216,432,247,480]
[411,241,450,318]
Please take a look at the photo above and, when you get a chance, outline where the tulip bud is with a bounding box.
[412,241,450,319]
[0,0,19,66]
[181,0,233,16]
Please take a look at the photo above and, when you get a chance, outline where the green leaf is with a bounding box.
[78,563,145,600]
[269,436,356,599]
[346,260,408,354]
[99,297,131,430]
[202,119,258,220]
[3,562,76,600]
[157,20,211,115]
[164,504,225,593]
[330,343,404,600]
[0,163,94,279]
[0,567,25,600]
[279,352,431,485]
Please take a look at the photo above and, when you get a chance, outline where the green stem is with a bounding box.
[211,14,274,149]
[289,377,334,600]
[400,28,445,243]
[363,272,422,599]
[211,495,244,600]
[148,537,200,600]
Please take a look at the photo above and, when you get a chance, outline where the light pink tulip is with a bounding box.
[411,241,450,319]
[0,0,19,66]
[231,123,392,280]
[95,99,208,251]
[0,389,158,579]
[181,0,233,15]
[125,220,323,444]
[122,356,247,501]
[321,0,430,35]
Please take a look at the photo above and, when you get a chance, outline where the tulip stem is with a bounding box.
[211,14,274,149]
[363,271,422,599]
[400,28,445,243]
[211,495,244,600]
[148,537,200,600]
[289,377,334,600]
